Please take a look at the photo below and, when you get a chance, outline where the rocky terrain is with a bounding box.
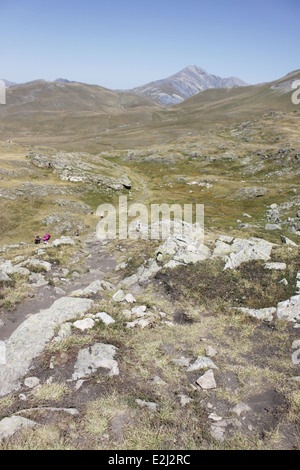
[0,81,300,450]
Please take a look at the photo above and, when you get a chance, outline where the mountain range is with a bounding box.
[1,65,247,106]
[0,67,299,153]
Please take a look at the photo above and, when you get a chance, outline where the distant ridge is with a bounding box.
[0,79,18,88]
[125,65,248,105]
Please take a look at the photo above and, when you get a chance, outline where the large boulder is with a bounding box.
[223,238,275,269]
[0,297,93,397]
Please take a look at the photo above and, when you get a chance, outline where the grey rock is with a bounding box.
[232,402,251,416]
[233,306,275,322]
[187,356,218,371]
[20,258,52,272]
[236,187,268,199]
[178,395,194,407]
[210,418,242,442]
[24,377,40,389]
[43,214,86,234]
[265,224,281,231]
[205,346,217,357]
[280,236,298,246]
[113,290,126,302]
[196,369,217,389]
[224,238,275,270]
[125,293,136,303]
[73,318,95,331]
[95,311,115,325]
[131,305,147,317]
[277,295,300,322]
[52,236,75,247]
[72,343,119,380]
[0,416,38,441]
[136,399,158,412]
[264,262,286,270]
[71,280,104,297]
[172,356,192,367]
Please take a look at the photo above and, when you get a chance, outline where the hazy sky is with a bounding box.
[1,0,299,89]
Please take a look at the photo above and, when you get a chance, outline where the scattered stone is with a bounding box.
[113,290,126,302]
[152,376,165,385]
[232,402,251,416]
[163,320,175,327]
[292,350,300,365]
[178,395,194,407]
[236,187,268,199]
[208,413,223,422]
[196,369,217,390]
[24,377,40,389]
[281,236,298,246]
[172,356,192,367]
[75,380,85,391]
[205,346,217,358]
[292,340,300,349]
[136,399,158,412]
[136,319,151,329]
[54,287,66,296]
[95,311,115,325]
[73,318,95,331]
[187,356,218,371]
[131,305,147,317]
[125,293,136,303]
[100,281,115,291]
[264,262,287,270]
[265,224,281,231]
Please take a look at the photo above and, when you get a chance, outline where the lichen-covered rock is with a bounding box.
[0,297,93,397]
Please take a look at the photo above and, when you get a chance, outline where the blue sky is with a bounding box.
[1,0,299,88]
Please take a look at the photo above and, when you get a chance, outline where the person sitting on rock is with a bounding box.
[34,235,41,244]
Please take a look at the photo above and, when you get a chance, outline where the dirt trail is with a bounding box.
[0,236,116,341]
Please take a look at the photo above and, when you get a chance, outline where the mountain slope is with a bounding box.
[126,65,248,105]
